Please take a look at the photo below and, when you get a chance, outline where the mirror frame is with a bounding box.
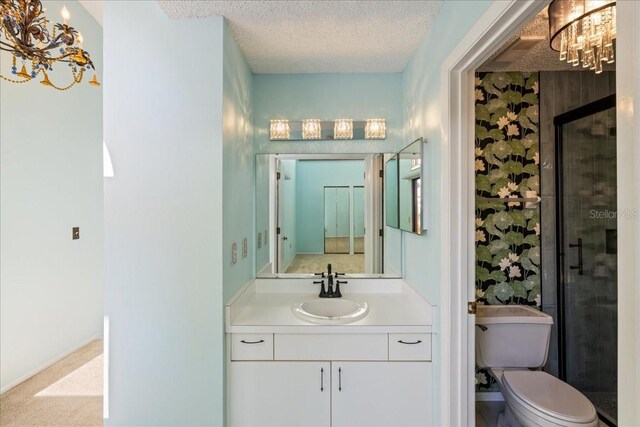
[254,153,402,279]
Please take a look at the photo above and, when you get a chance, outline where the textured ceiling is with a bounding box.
[479,8,615,72]
[157,1,442,73]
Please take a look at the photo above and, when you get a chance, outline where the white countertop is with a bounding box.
[225,278,434,334]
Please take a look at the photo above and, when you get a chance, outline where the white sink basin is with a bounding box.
[292,298,369,324]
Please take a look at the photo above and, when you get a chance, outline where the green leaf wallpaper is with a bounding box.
[475,72,541,391]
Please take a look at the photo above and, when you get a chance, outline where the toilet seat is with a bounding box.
[502,370,598,425]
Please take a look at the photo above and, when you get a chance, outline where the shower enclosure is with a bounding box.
[555,95,618,425]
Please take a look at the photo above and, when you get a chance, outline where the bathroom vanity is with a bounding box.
[225,278,434,427]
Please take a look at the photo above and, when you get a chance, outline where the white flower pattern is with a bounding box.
[474,72,540,391]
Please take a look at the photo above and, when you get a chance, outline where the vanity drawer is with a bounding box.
[274,334,388,361]
[231,334,274,361]
[389,334,432,361]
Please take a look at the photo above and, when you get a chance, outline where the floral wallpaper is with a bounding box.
[474,72,541,391]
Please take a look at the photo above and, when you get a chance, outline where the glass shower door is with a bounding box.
[556,98,617,424]
[324,187,350,254]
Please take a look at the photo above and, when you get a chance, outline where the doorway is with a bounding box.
[440,1,639,426]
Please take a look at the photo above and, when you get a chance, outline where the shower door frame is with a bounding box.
[554,94,617,425]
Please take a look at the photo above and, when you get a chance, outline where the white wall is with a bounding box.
[103,2,224,424]
[0,0,103,393]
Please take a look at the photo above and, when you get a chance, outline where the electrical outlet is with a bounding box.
[231,242,237,265]
[72,227,80,240]
[242,238,248,259]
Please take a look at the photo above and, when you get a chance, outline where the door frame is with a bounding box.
[441,1,640,426]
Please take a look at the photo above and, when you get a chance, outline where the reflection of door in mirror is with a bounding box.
[412,178,421,233]
[256,154,397,277]
[276,159,297,272]
[353,186,365,254]
[324,187,350,254]
[280,159,367,275]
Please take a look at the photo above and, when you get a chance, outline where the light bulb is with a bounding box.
[61,5,70,24]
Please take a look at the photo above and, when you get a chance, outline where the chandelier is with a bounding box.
[548,0,616,74]
[0,0,100,90]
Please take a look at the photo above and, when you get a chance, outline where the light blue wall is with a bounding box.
[255,155,270,273]
[223,19,255,302]
[296,160,365,253]
[401,1,492,424]
[104,3,224,425]
[253,73,404,153]
[0,0,103,393]
[402,0,491,302]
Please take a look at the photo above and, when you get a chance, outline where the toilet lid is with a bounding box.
[503,371,597,424]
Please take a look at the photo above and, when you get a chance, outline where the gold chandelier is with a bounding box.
[0,0,100,90]
[548,0,616,74]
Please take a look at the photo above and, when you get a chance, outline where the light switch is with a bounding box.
[72,227,80,240]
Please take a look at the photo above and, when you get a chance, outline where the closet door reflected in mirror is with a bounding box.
[324,187,350,254]
[353,186,365,254]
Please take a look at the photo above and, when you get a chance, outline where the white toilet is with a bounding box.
[476,305,598,427]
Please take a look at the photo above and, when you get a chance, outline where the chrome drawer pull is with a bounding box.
[320,368,324,392]
[397,340,422,345]
[240,339,265,344]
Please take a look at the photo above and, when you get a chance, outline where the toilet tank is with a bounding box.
[475,305,553,369]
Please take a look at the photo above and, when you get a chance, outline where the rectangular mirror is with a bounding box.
[398,138,424,234]
[255,154,401,278]
[385,154,399,229]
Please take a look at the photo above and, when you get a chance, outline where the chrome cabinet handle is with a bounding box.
[240,339,264,344]
[338,367,342,391]
[398,340,422,345]
[320,368,324,392]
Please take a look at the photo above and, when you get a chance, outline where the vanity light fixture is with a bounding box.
[302,119,321,140]
[334,119,353,140]
[549,0,616,74]
[365,119,386,139]
[270,120,290,140]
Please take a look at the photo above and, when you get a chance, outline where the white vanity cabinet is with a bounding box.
[227,333,433,427]
[331,361,432,427]
[228,361,331,427]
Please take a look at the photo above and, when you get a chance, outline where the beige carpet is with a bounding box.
[324,237,365,254]
[285,253,365,274]
[0,340,103,427]
[35,354,102,397]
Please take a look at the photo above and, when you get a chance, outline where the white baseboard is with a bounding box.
[257,262,272,276]
[1,334,102,394]
[476,391,504,401]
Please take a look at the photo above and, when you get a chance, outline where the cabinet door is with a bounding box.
[332,362,432,427]
[228,361,330,427]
